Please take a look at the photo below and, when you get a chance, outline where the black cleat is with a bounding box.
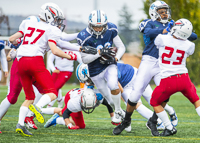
[113,119,131,135]
[160,127,177,136]
[16,123,33,137]
[146,118,160,136]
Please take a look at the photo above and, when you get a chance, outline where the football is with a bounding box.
[100,47,118,61]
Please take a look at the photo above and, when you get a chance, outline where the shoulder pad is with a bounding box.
[138,19,152,32]
[107,22,117,29]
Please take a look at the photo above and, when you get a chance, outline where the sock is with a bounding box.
[164,104,175,115]
[124,111,133,121]
[156,111,173,130]
[0,97,11,120]
[26,110,34,117]
[56,117,65,125]
[136,104,153,120]
[33,85,43,104]
[18,106,29,126]
[111,92,121,111]
[157,118,163,125]
[57,89,62,101]
[36,94,51,109]
[41,107,56,115]
[48,99,57,107]
[195,106,200,116]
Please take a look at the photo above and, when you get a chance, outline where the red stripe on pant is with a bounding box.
[61,90,85,129]
[17,56,57,100]
[150,73,199,106]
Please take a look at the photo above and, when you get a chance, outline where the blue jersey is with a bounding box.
[117,63,135,88]
[139,19,197,59]
[0,40,5,51]
[77,22,118,77]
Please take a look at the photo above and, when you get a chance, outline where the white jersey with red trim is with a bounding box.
[155,34,195,79]
[17,18,61,59]
[48,49,82,72]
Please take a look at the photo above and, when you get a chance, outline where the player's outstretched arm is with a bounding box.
[63,108,80,129]
[9,32,23,46]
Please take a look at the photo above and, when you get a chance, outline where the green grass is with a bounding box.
[0,84,200,143]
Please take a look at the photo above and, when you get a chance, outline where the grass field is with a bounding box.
[0,84,200,143]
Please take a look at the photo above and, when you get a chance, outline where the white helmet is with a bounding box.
[88,10,108,36]
[170,18,193,40]
[149,1,171,23]
[76,63,90,83]
[80,88,97,114]
[39,3,65,31]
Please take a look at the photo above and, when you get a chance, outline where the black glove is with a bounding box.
[80,46,97,55]
[100,55,115,65]
[99,46,116,56]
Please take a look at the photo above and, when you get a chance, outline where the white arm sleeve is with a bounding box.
[47,53,56,72]
[57,39,80,51]
[0,49,8,72]
[61,33,78,41]
[113,35,126,60]
[81,52,101,64]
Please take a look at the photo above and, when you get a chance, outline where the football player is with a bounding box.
[151,19,200,136]
[113,1,197,136]
[77,10,126,124]
[0,40,8,81]
[9,3,78,137]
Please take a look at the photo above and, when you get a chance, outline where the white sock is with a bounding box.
[26,110,34,117]
[111,92,121,111]
[48,99,57,107]
[41,107,56,115]
[57,89,62,101]
[33,85,43,104]
[157,111,173,130]
[136,104,153,120]
[36,94,51,109]
[157,118,163,125]
[18,106,29,126]
[56,117,65,125]
[0,97,11,120]
[195,106,200,116]
[164,104,174,115]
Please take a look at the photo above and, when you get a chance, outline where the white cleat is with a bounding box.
[112,109,125,123]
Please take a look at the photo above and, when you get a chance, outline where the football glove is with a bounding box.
[69,53,77,61]
[166,20,175,32]
[80,46,97,55]
[67,123,80,130]
[10,48,17,60]
[99,46,116,56]
[100,55,115,65]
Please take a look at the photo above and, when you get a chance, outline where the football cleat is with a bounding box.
[160,127,177,136]
[112,109,125,123]
[24,116,38,130]
[113,119,131,135]
[146,118,160,136]
[44,113,59,128]
[157,122,165,131]
[16,123,33,137]
[170,109,178,127]
[124,123,131,132]
[29,104,44,124]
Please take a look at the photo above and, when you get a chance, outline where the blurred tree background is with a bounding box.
[143,0,200,85]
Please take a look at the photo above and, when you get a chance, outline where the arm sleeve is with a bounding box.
[188,43,195,55]
[62,108,72,119]
[81,52,101,64]
[47,53,56,72]
[0,49,8,72]
[102,98,114,114]
[61,33,78,41]
[57,39,80,51]
[188,32,197,41]
[143,23,163,39]
[113,35,125,60]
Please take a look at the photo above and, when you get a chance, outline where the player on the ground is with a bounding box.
[9,3,78,137]
[151,18,200,136]
[77,10,126,124]
[113,1,197,136]
[47,48,82,108]
[0,40,8,81]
